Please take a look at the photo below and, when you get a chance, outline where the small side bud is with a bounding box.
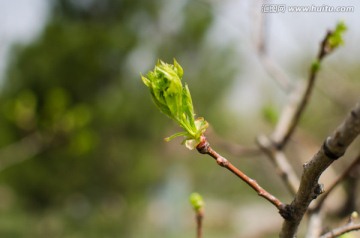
[311,60,321,73]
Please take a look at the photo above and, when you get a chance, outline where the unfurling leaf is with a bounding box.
[141,59,208,149]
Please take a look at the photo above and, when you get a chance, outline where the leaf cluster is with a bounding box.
[142,60,208,149]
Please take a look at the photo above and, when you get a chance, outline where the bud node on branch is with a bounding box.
[216,157,229,167]
[196,136,210,154]
[279,204,294,221]
[322,137,345,160]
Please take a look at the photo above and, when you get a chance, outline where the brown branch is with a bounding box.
[275,30,335,149]
[313,152,360,211]
[306,153,360,236]
[196,136,286,212]
[257,135,300,196]
[280,101,360,238]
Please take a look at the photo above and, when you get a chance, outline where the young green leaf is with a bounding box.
[141,59,208,149]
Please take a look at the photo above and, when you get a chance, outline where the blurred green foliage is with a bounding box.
[0,0,237,236]
[262,104,279,126]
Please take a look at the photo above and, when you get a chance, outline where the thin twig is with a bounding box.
[280,101,360,237]
[321,223,360,238]
[196,136,286,212]
[320,213,360,238]
[257,135,300,195]
[276,31,337,149]
[196,209,204,238]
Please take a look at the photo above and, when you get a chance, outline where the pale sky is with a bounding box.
[213,0,360,115]
[0,0,358,116]
[0,0,49,82]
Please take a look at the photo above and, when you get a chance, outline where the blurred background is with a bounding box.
[0,0,359,237]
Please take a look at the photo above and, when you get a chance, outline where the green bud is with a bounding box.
[142,59,208,150]
[189,192,204,212]
[311,60,321,73]
[328,21,347,49]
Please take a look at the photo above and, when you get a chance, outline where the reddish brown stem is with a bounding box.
[196,209,204,238]
[196,136,285,212]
